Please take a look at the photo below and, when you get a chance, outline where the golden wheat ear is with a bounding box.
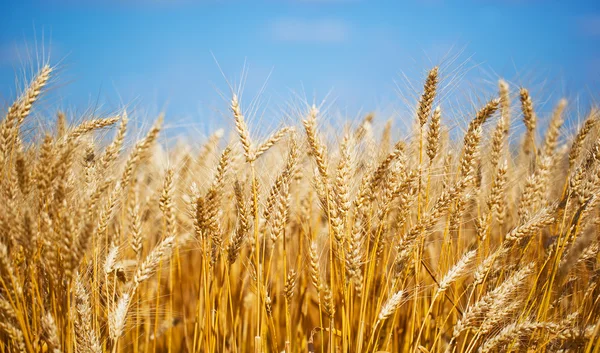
[231,93,255,163]
[520,87,537,155]
[0,65,52,165]
[417,66,439,127]
[120,114,163,190]
[426,106,441,164]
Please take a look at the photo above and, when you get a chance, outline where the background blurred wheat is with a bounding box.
[0,65,598,353]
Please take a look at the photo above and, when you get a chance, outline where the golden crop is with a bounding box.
[0,65,598,353]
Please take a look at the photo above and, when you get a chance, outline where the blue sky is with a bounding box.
[1,0,600,133]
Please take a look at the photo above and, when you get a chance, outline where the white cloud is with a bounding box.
[270,18,350,43]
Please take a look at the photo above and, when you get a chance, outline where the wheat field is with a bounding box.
[0,65,598,353]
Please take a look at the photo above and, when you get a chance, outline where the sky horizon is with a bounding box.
[1,0,600,136]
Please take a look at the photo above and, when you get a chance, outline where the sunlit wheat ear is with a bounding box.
[0,296,16,320]
[569,108,598,169]
[255,126,295,159]
[269,181,291,243]
[558,224,596,280]
[498,79,511,131]
[196,129,225,170]
[309,241,322,293]
[303,105,329,182]
[109,292,131,341]
[15,146,30,195]
[381,119,393,154]
[426,106,441,163]
[0,242,22,297]
[541,98,567,158]
[345,225,364,290]
[473,246,508,285]
[504,207,555,244]
[94,182,120,241]
[66,116,120,141]
[453,263,534,341]
[487,160,507,214]
[159,168,177,236]
[194,146,232,260]
[19,65,53,121]
[396,173,472,260]
[323,285,335,318]
[489,116,508,172]
[2,64,52,129]
[133,235,175,287]
[227,180,250,264]
[436,249,476,295]
[459,99,499,178]
[55,111,67,137]
[104,243,119,274]
[41,312,61,353]
[74,274,102,353]
[129,202,143,261]
[459,125,482,179]
[100,111,129,169]
[231,93,255,163]
[520,87,537,155]
[263,138,298,225]
[1,65,52,165]
[0,321,26,352]
[369,140,405,190]
[474,98,500,127]
[120,114,163,189]
[284,269,297,301]
[417,66,439,127]
[480,321,559,353]
[354,112,374,141]
[520,87,536,128]
[334,134,352,219]
[377,290,405,324]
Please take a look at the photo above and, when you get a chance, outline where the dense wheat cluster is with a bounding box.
[0,65,599,353]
